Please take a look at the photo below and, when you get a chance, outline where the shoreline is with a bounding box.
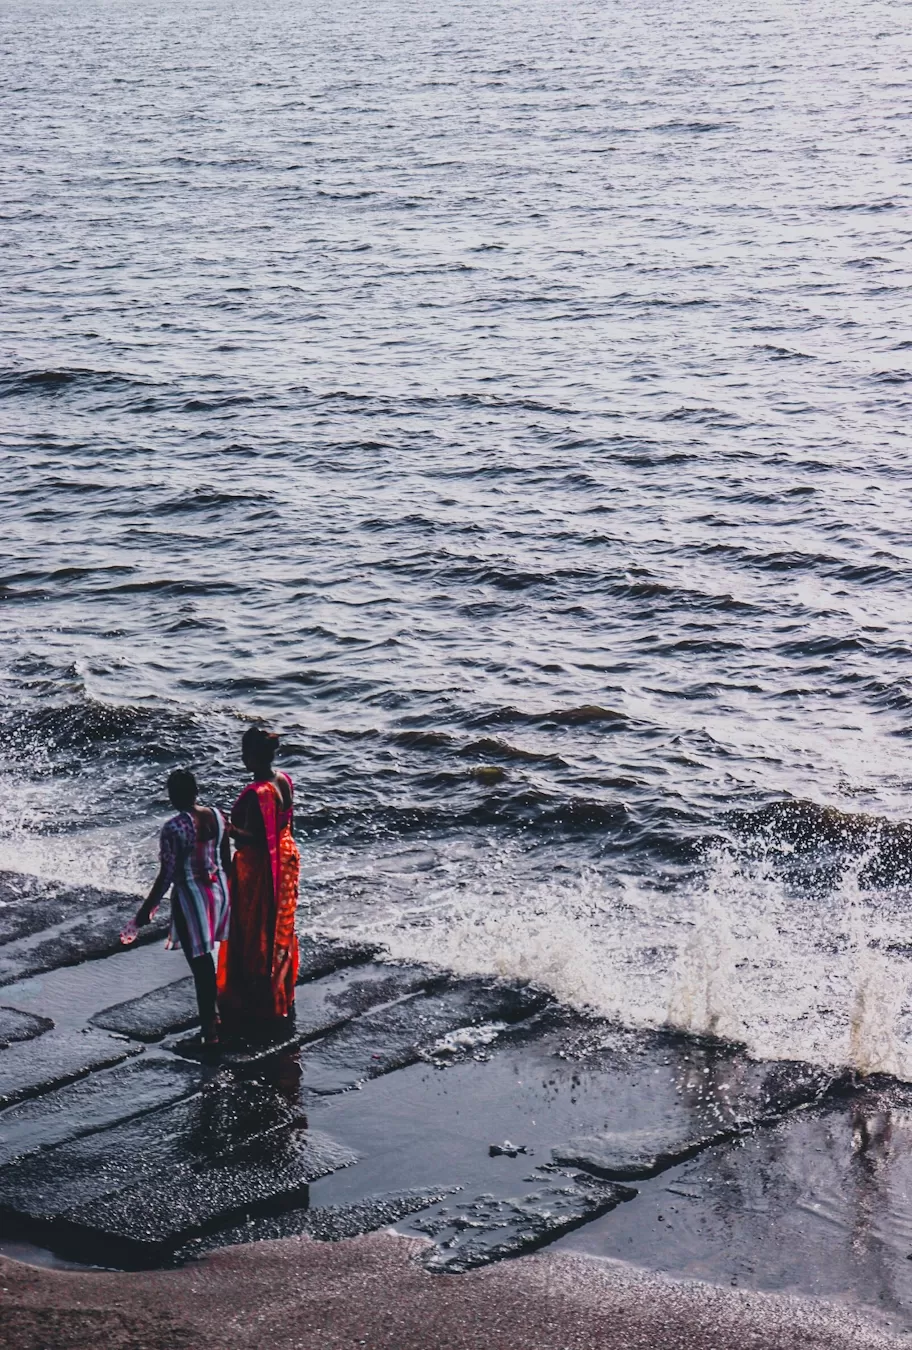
[2,870,912,1335]
[1,1232,904,1350]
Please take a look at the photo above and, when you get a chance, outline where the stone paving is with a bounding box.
[0,869,887,1289]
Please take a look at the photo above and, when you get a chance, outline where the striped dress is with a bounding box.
[159,808,230,959]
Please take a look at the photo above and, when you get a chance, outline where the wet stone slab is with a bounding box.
[0,1006,53,1048]
[0,1058,204,1167]
[550,1053,847,1181]
[123,962,437,1051]
[410,1168,636,1273]
[0,1079,303,1222]
[295,980,550,1094]
[0,899,168,988]
[297,933,380,983]
[61,1128,359,1264]
[0,1028,143,1109]
[176,1186,457,1261]
[294,963,440,1042]
[91,977,198,1041]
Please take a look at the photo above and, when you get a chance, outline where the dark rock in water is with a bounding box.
[296,962,438,1041]
[0,1028,142,1108]
[61,1128,358,1264]
[0,1078,304,1223]
[552,1127,726,1180]
[0,1005,53,1047]
[412,1168,636,1273]
[297,933,380,983]
[91,977,197,1041]
[175,1186,458,1261]
[552,1058,848,1181]
[297,980,549,1094]
[161,962,437,1059]
[0,1058,203,1167]
[489,1141,529,1158]
[0,894,167,987]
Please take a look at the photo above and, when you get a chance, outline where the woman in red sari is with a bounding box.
[218,727,300,1036]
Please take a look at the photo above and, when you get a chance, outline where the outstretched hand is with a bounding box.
[120,900,159,946]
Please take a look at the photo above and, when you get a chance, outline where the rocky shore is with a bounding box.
[1,869,911,1342]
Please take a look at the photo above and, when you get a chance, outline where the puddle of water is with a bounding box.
[555,1091,912,1333]
[0,1238,109,1272]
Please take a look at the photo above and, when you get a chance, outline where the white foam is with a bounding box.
[308,839,912,1079]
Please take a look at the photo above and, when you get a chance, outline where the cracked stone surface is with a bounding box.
[411,1169,637,1272]
[176,1186,459,1260]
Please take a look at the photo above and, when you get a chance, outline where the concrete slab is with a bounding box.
[0,1028,142,1109]
[0,1059,204,1167]
[295,980,549,1094]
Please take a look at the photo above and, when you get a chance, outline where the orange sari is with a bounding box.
[217,777,299,1027]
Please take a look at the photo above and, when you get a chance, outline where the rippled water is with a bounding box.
[2,0,912,1070]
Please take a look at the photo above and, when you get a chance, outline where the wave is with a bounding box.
[0,368,152,398]
[465,704,627,730]
[729,799,912,885]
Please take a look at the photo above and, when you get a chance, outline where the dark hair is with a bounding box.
[167,769,197,811]
[242,726,280,765]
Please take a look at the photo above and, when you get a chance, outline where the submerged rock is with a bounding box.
[552,1126,725,1180]
[412,1168,636,1273]
[552,1059,849,1181]
[296,980,549,1094]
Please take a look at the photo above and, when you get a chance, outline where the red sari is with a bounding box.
[217,776,300,1027]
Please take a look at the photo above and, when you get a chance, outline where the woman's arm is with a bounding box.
[219,813,232,872]
[229,788,264,845]
[134,822,177,925]
[134,866,167,926]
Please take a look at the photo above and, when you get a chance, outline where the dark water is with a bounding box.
[2,0,912,1068]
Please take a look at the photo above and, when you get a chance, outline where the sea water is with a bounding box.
[2,0,912,1074]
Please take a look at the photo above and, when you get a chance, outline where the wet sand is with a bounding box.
[0,1232,903,1350]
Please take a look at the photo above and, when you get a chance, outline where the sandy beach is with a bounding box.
[1,1232,905,1350]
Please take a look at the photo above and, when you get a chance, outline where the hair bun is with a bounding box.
[242,725,280,761]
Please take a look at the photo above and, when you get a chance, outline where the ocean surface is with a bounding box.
[2,0,912,1074]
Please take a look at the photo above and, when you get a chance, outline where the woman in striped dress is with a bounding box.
[128,769,230,1046]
